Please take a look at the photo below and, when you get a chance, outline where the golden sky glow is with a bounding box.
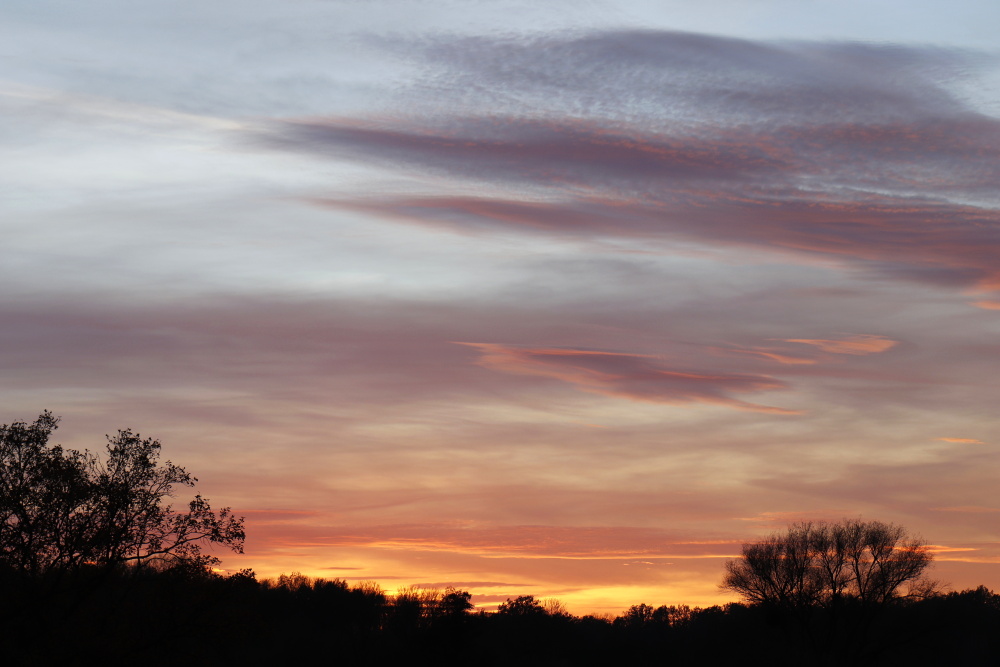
[4,0,1000,615]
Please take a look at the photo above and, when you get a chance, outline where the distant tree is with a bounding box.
[660,604,693,626]
[615,603,656,628]
[542,597,569,617]
[0,411,244,577]
[722,519,933,609]
[439,587,474,617]
[497,595,547,617]
[273,571,311,591]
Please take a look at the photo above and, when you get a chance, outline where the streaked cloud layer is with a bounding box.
[275,32,1000,296]
[458,342,797,413]
[3,0,1000,613]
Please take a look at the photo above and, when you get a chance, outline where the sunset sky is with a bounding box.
[4,0,1000,614]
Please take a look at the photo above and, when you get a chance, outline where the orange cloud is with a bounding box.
[244,521,742,560]
[456,342,798,414]
[926,544,979,555]
[239,509,319,523]
[972,300,1000,310]
[723,347,818,365]
[736,510,855,525]
[936,437,985,444]
[781,334,897,355]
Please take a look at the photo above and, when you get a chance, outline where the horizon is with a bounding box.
[4,0,1000,617]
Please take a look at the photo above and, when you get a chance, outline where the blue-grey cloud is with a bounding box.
[261,31,1000,295]
[400,30,976,124]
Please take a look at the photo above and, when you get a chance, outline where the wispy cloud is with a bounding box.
[781,335,898,355]
[457,342,798,413]
[724,349,818,365]
[247,521,741,559]
[411,581,534,589]
[267,32,1000,300]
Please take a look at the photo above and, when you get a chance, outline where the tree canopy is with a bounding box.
[0,411,244,576]
[722,519,933,609]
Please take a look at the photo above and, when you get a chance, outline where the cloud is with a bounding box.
[299,141,1000,295]
[403,31,975,124]
[282,115,1000,205]
[724,349,818,365]
[737,510,856,525]
[246,521,742,559]
[410,581,533,589]
[456,342,798,414]
[748,451,1000,527]
[936,437,985,444]
[277,116,792,191]
[13,10,1000,614]
[265,31,1000,299]
[925,544,979,554]
[931,506,1000,513]
[238,509,319,523]
[781,335,898,355]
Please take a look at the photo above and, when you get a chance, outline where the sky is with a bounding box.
[3,0,1000,614]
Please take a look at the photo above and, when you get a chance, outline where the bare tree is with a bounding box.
[722,519,933,609]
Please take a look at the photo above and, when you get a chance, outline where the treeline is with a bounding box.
[5,563,1000,666]
[5,414,1000,665]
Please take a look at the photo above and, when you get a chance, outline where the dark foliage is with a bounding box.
[3,413,997,666]
[9,565,998,667]
[0,412,244,577]
[721,519,937,664]
[723,519,933,609]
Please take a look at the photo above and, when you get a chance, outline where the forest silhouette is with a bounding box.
[3,413,998,666]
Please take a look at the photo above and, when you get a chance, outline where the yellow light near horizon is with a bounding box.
[540,583,739,617]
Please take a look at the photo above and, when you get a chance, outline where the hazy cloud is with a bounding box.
[458,342,797,413]
[931,506,1000,513]
[245,521,742,559]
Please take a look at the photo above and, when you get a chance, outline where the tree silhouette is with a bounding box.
[722,519,936,664]
[0,411,244,577]
[722,519,933,609]
[439,587,474,618]
[497,595,547,617]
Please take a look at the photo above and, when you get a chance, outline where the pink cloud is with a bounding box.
[266,35,1000,310]
[719,346,819,365]
[456,342,798,413]
[238,509,320,523]
[742,352,818,365]
[781,334,898,355]
[310,188,1000,299]
[279,38,1000,300]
